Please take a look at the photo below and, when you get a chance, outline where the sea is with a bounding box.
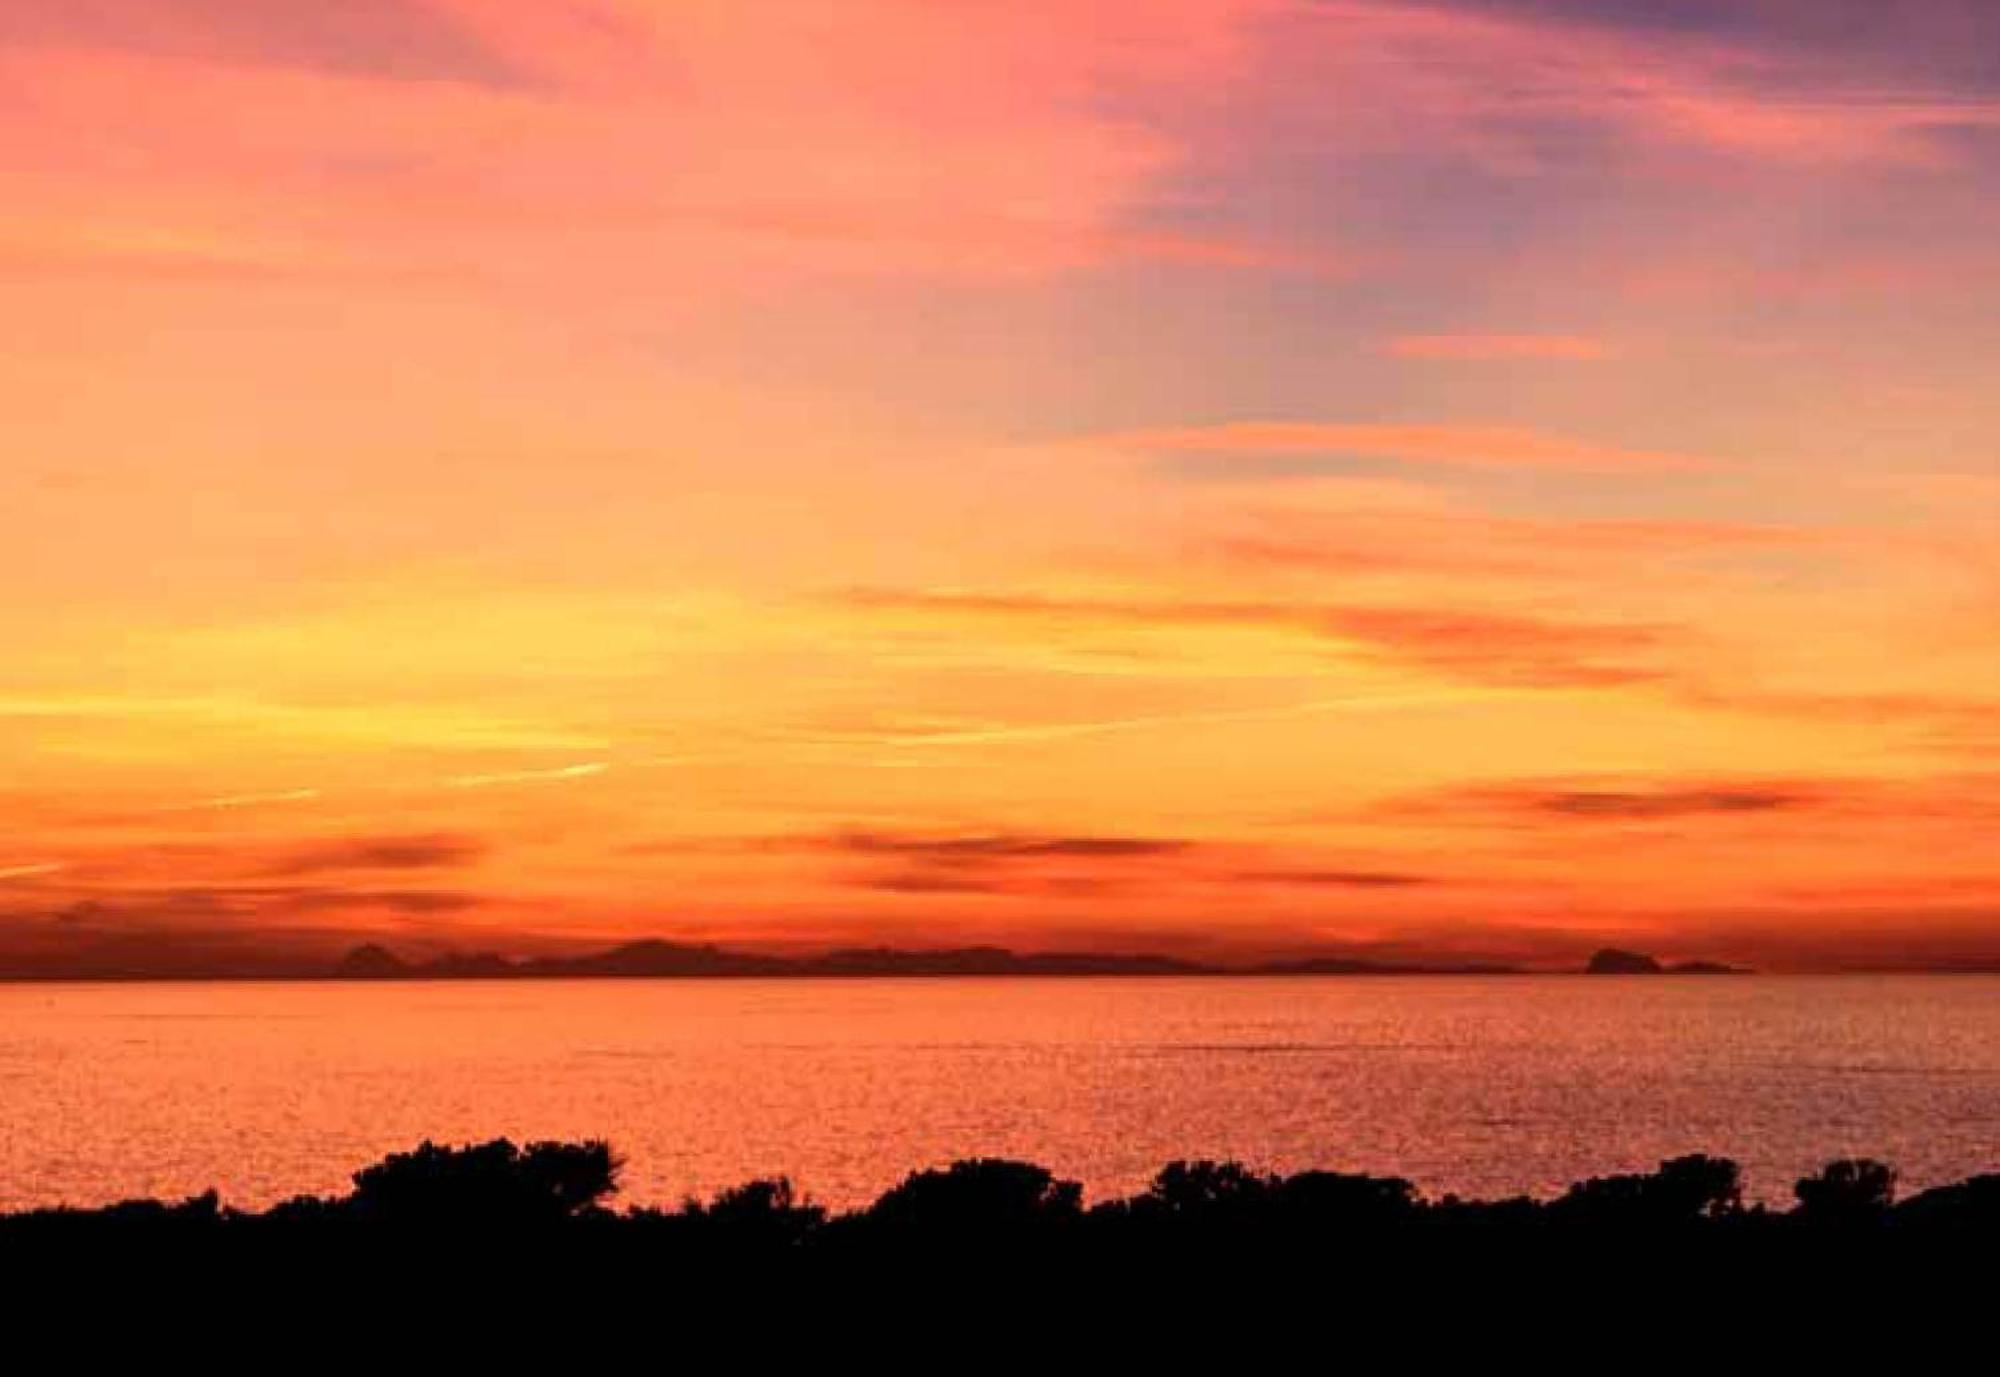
[2,974,1995,1210]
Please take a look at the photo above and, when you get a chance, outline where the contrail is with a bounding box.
[0,863,65,882]
[128,764,609,818]
[443,762,610,789]
[804,690,1524,750]
[164,788,325,812]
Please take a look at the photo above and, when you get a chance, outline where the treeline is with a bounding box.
[3,1138,1993,1257]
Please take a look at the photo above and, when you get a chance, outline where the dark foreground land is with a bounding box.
[5,1138,1993,1298]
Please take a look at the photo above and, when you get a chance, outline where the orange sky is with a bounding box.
[3,1,1997,970]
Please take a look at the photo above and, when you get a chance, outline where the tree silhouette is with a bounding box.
[1793,1159,1896,1226]
[1553,1155,1744,1226]
[1277,1169,1421,1226]
[673,1176,826,1249]
[866,1158,1082,1234]
[1144,1159,1273,1217]
[14,1138,1999,1286]
[347,1138,620,1226]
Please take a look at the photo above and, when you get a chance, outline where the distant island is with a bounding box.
[0,935,1781,983]
[333,939,1758,982]
[0,935,1780,982]
[1585,947,1750,976]
[330,939,1524,982]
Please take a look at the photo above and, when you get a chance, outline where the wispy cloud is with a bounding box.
[0,695,601,752]
[1384,334,1611,360]
[1286,1,2000,172]
[1098,422,1711,475]
[1678,687,2000,749]
[768,690,1514,754]
[0,0,526,86]
[1205,512,1819,581]
[840,587,1672,689]
[1317,604,1669,687]
[1397,1,2000,100]
[0,0,1282,288]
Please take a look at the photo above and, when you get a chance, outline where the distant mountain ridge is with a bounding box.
[331,939,1521,981]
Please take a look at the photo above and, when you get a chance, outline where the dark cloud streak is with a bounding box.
[1394,0,2000,95]
[830,831,1193,862]
[1534,788,1810,819]
[263,833,485,877]
[1230,868,1435,888]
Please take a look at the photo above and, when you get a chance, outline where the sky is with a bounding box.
[2,0,1997,971]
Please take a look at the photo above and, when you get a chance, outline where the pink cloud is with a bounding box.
[0,0,518,84]
[1207,511,1815,580]
[1099,422,1712,473]
[838,586,1674,689]
[1276,2,2000,170]
[1386,334,1610,360]
[0,1,1281,286]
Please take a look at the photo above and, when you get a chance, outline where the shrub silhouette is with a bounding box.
[347,1138,620,1226]
[1793,1159,1896,1225]
[1089,1161,1423,1251]
[665,1177,826,1250]
[1142,1159,1274,1219]
[1895,1174,2000,1233]
[865,1158,1082,1233]
[10,1139,1997,1281]
[693,1177,819,1227]
[1275,1169,1420,1227]
[1553,1154,1744,1226]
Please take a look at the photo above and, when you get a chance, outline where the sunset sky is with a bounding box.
[3,0,1997,971]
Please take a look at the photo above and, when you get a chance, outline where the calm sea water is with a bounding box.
[2,975,1996,1211]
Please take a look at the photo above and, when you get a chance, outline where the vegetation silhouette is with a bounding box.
[342,1138,620,1227]
[4,1138,1993,1285]
[1793,1157,1898,1226]
[1546,1153,1744,1227]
